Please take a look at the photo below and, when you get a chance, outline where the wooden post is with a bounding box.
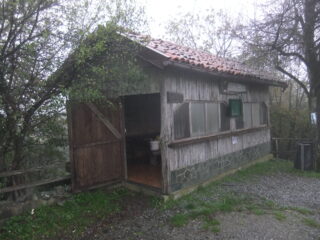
[275,138,279,159]
[160,76,169,194]
[66,101,76,192]
[119,98,127,181]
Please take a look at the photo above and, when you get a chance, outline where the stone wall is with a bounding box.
[169,142,271,192]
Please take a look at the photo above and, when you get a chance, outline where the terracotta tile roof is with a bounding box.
[126,33,286,87]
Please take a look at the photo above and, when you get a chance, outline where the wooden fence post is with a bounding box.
[275,138,279,159]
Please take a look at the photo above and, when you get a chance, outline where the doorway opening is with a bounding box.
[123,93,162,189]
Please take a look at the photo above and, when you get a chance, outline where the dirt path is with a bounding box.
[83,167,320,240]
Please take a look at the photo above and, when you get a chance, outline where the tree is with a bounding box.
[0,0,147,180]
[165,9,242,58]
[243,0,320,168]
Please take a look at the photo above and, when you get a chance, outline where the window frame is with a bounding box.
[173,99,267,141]
[173,102,191,140]
[205,102,220,134]
[189,102,206,137]
[260,102,268,125]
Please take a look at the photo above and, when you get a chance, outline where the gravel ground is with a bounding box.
[226,174,320,209]
[84,173,320,240]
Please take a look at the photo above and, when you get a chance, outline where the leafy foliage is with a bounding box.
[242,0,320,168]
[0,0,148,183]
[68,24,148,102]
[270,102,314,160]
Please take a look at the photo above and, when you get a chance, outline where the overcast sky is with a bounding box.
[137,0,260,38]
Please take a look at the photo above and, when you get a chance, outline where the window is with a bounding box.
[174,99,261,140]
[206,103,219,134]
[174,103,190,139]
[260,102,268,125]
[190,103,206,137]
[252,103,260,127]
[220,102,230,131]
[243,103,252,128]
[174,101,221,139]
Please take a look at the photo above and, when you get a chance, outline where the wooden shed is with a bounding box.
[67,33,287,196]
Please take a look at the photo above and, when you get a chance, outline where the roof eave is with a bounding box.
[163,60,288,88]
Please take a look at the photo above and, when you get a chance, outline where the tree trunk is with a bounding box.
[10,137,27,201]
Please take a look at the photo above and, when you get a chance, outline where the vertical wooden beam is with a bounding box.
[119,98,128,181]
[160,76,170,194]
[275,138,279,159]
[66,101,76,192]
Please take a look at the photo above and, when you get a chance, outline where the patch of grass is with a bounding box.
[170,213,189,227]
[215,159,288,183]
[302,218,320,228]
[287,206,314,215]
[170,193,248,229]
[203,218,220,233]
[184,203,196,210]
[289,167,320,179]
[161,198,177,210]
[269,159,320,179]
[216,195,240,212]
[244,200,270,215]
[246,204,266,215]
[149,196,163,208]
[265,200,277,209]
[274,211,287,221]
[198,193,247,214]
[210,225,220,233]
[253,208,266,215]
[217,159,320,184]
[0,188,129,240]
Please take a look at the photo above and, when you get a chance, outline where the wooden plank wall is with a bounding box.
[160,69,271,172]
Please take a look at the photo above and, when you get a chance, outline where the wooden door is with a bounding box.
[68,101,124,192]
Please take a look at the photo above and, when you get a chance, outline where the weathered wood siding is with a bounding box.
[160,68,271,192]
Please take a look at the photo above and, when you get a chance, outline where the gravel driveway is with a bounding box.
[84,163,320,240]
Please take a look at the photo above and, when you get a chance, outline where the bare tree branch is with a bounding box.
[276,65,309,97]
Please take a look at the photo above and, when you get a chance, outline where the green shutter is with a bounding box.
[229,99,243,117]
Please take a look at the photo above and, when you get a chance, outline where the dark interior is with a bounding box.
[123,93,161,188]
